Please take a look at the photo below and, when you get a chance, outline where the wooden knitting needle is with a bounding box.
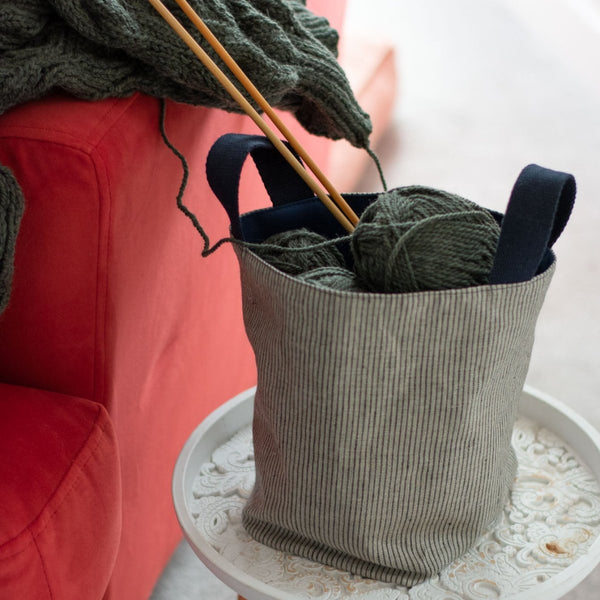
[171,0,359,228]
[146,0,356,233]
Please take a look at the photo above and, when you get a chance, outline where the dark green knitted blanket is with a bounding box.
[0,0,373,312]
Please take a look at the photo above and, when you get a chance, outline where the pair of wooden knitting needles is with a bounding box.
[146,0,359,233]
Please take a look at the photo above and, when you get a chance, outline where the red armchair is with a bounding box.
[0,11,339,600]
[0,83,344,598]
[0,1,396,597]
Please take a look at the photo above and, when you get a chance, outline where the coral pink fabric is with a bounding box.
[0,93,261,600]
[0,3,346,598]
[0,8,339,600]
[0,384,120,599]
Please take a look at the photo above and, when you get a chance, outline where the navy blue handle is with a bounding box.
[206,135,576,283]
[489,164,575,284]
[206,133,313,238]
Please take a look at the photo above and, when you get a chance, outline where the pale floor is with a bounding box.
[151,0,600,597]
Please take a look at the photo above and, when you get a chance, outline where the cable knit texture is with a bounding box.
[0,0,373,314]
[0,168,24,314]
[0,0,372,147]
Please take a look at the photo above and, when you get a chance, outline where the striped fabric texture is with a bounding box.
[238,246,555,585]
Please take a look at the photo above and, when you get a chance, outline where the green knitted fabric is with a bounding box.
[0,167,25,314]
[0,0,372,147]
[0,0,374,314]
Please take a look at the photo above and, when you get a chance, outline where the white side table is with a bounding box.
[173,387,600,600]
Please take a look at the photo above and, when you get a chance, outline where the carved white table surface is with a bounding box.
[173,387,600,600]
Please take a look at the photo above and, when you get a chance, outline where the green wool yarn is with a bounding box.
[351,186,501,293]
[255,187,500,293]
[254,229,346,276]
[0,1,372,149]
[297,266,363,292]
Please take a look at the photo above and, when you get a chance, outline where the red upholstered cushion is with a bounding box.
[0,91,266,600]
[0,384,121,599]
[0,4,347,599]
[0,87,339,598]
[0,95,130,401]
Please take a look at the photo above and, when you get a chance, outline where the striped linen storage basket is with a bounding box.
[204,134,575,585]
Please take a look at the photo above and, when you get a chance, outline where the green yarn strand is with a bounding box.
[366,147,387,191]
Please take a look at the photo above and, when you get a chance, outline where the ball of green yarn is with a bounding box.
[297,266,363,292]
[351,186,501,293]
[254,228,345,275]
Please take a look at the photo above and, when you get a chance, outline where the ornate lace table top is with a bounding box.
[187,413,600,599]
